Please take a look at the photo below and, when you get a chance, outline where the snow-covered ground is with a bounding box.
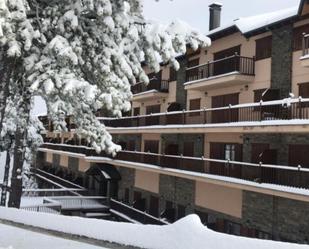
[20,197,44,207]
[0,223,108,249]
[0,207,308,249]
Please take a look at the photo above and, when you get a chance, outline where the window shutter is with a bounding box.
[299,82,309,98]
[293,24,309,51]
[189,98,201,111]
[255,36,272,61]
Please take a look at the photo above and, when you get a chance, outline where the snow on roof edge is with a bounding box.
[207,6,299,37]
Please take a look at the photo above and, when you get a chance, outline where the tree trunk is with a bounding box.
[8,129,24,208]
[7,82,31,208]
[0,147,12,206]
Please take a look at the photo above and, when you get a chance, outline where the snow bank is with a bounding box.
[0,207,308,249]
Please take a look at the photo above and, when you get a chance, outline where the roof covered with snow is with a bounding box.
[208,6,299,38]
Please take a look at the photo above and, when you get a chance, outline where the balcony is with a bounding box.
[131,80,169,102]
[184,55,255,91]
[99,98,309,128]
[301,33,309,67]
[41,143,309,191]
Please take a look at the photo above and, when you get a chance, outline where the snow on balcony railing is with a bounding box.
[98,97,309,128]
[185,54,255,82]
[41,143,309,190]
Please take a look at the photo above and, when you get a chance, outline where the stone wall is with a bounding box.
[68,156,79,172]
[175,56,188,109]
[243,134,309,165]
[242,191,309,243]
[158,174,195,217]
[117,167,135,203]
[271,24,293,98]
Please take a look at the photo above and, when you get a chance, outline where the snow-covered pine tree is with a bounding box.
[0,0,210,207]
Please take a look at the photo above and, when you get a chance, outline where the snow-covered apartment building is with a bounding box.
[38,0,309,243]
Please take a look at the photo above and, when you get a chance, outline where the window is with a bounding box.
[299,82,309,98]
[255,36,272,60]
[254,89,267,102]
[189,98,201,116]
[224,144,236,161]
[187,58,200,68]
[169,67,177,82]
[289,144,309,168]
[133,107,140,116]
[146,105,161,114]
[293,24,309,51]
[144,140,159,153]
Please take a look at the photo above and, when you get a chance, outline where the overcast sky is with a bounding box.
[143,0,301,33]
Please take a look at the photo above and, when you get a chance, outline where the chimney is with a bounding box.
[209,3,222,31]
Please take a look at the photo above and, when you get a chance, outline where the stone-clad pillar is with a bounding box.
[271,24,293,98]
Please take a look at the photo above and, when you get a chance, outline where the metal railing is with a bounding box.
[41,143,309,190]
[302,33,309,56]
[110,199,168,225]
[44,196,108,210]
[186,54,255,82]
[131,80,169,95]
[99,98,309,128]
[21,203,61,214]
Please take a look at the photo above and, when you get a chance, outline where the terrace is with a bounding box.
[131,79,169,102]
[98,98,309,128]
[40,143,309,192]
[184,54,255,90]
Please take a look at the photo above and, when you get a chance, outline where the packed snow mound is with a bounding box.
[0,208,308,249]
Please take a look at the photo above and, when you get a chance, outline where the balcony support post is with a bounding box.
[298,165,302,188]
[303,32,306,56]
[203,108,207,124]
[298,97,303,119]
[259,100,263,121]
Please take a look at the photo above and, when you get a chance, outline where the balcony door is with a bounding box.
[251,143,277,184]
[147,71,162,91]
[209,142,242,178]
[212,93,239,123]
[213,45,241,76]
[146,104,161,125]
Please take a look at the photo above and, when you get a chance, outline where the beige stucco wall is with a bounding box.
[59,155,68,168]
[204,133,243,157]
[79,158,90,172]
[186,31,272,109]
[46,152,53,163]
[135,169,159,193]
[195,181,243,218]
[292,50,309,96]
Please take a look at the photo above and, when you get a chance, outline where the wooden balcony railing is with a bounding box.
[302,33,309,56]
[99,98,309,128]
[186,54,255,82]
[131,80,169,95]
[41,143,309,190]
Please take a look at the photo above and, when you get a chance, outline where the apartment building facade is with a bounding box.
[38,0,309,243]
